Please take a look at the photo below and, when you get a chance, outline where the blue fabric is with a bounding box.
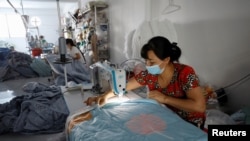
[0,48,10,62]
[45,54,91,86]
[30,59,52,77]
[0,83,69,134]
[69,99,207,141]
[0,51,38,81]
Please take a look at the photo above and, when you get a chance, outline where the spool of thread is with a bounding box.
[58,37,66,62]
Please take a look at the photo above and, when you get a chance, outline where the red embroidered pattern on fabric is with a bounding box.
[126,114,166,134]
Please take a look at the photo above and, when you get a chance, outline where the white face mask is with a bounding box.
[146,63,164,75]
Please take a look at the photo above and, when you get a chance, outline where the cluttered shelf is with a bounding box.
[66,0,110,63]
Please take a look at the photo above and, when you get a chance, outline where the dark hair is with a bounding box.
[66,38,75,46]
[140,36,181,62]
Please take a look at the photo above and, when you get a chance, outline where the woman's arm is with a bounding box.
[74,53,81,60]
[148,86,206,113]
[85,77,142,106]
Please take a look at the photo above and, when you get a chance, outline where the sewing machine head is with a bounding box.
[110,69,126,96]
[90,61,127,96]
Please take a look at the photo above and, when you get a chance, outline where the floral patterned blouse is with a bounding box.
[134,63,206,127]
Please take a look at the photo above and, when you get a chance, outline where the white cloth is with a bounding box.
[67,46,85,64]
[124,30,136,59]
[124,19,178,59]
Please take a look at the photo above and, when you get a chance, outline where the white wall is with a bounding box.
[0,7,58,54]
[0,37,27,53]
[25,9,59,43]
[106,0,150,64]
[0,8,29,53]
[107,0,250,113]
[0,1,78,54]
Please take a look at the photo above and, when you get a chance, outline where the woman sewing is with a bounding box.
[85,36,206,130]
[66,38,86,64]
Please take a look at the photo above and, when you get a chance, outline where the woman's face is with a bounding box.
[145,50,170,69]
[145,50,162,66]
[66,44,71,48]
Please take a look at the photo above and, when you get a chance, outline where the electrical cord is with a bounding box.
[215,72,250,100]
[216,92,229,100]
[222,73,250,89]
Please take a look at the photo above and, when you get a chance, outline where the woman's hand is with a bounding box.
[148,90,167,104]
[84,96,98,106]
[96,95,108,107]
[84,94,109,107]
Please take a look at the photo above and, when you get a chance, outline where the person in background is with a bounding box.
[66,38,86,64]
[85,36,207,130]
[39,35,48,48]
[28,35,36,48]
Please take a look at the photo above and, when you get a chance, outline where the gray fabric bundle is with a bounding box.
[0,83,69,135]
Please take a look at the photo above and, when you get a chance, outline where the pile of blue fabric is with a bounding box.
[45,54,91,86]
[0,50,53,82]
[0,48,11,64]
[0,82,69,135]
[30,58,52,77]
[0,51,38,81]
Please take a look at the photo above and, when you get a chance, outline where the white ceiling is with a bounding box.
[0,0,78,9]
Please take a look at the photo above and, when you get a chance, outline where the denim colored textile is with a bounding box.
[0,83,69,134]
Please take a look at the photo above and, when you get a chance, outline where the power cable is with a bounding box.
[222,73,250,90]
[215,72,250,100]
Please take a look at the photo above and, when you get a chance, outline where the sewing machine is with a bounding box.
[90,61,127,96]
